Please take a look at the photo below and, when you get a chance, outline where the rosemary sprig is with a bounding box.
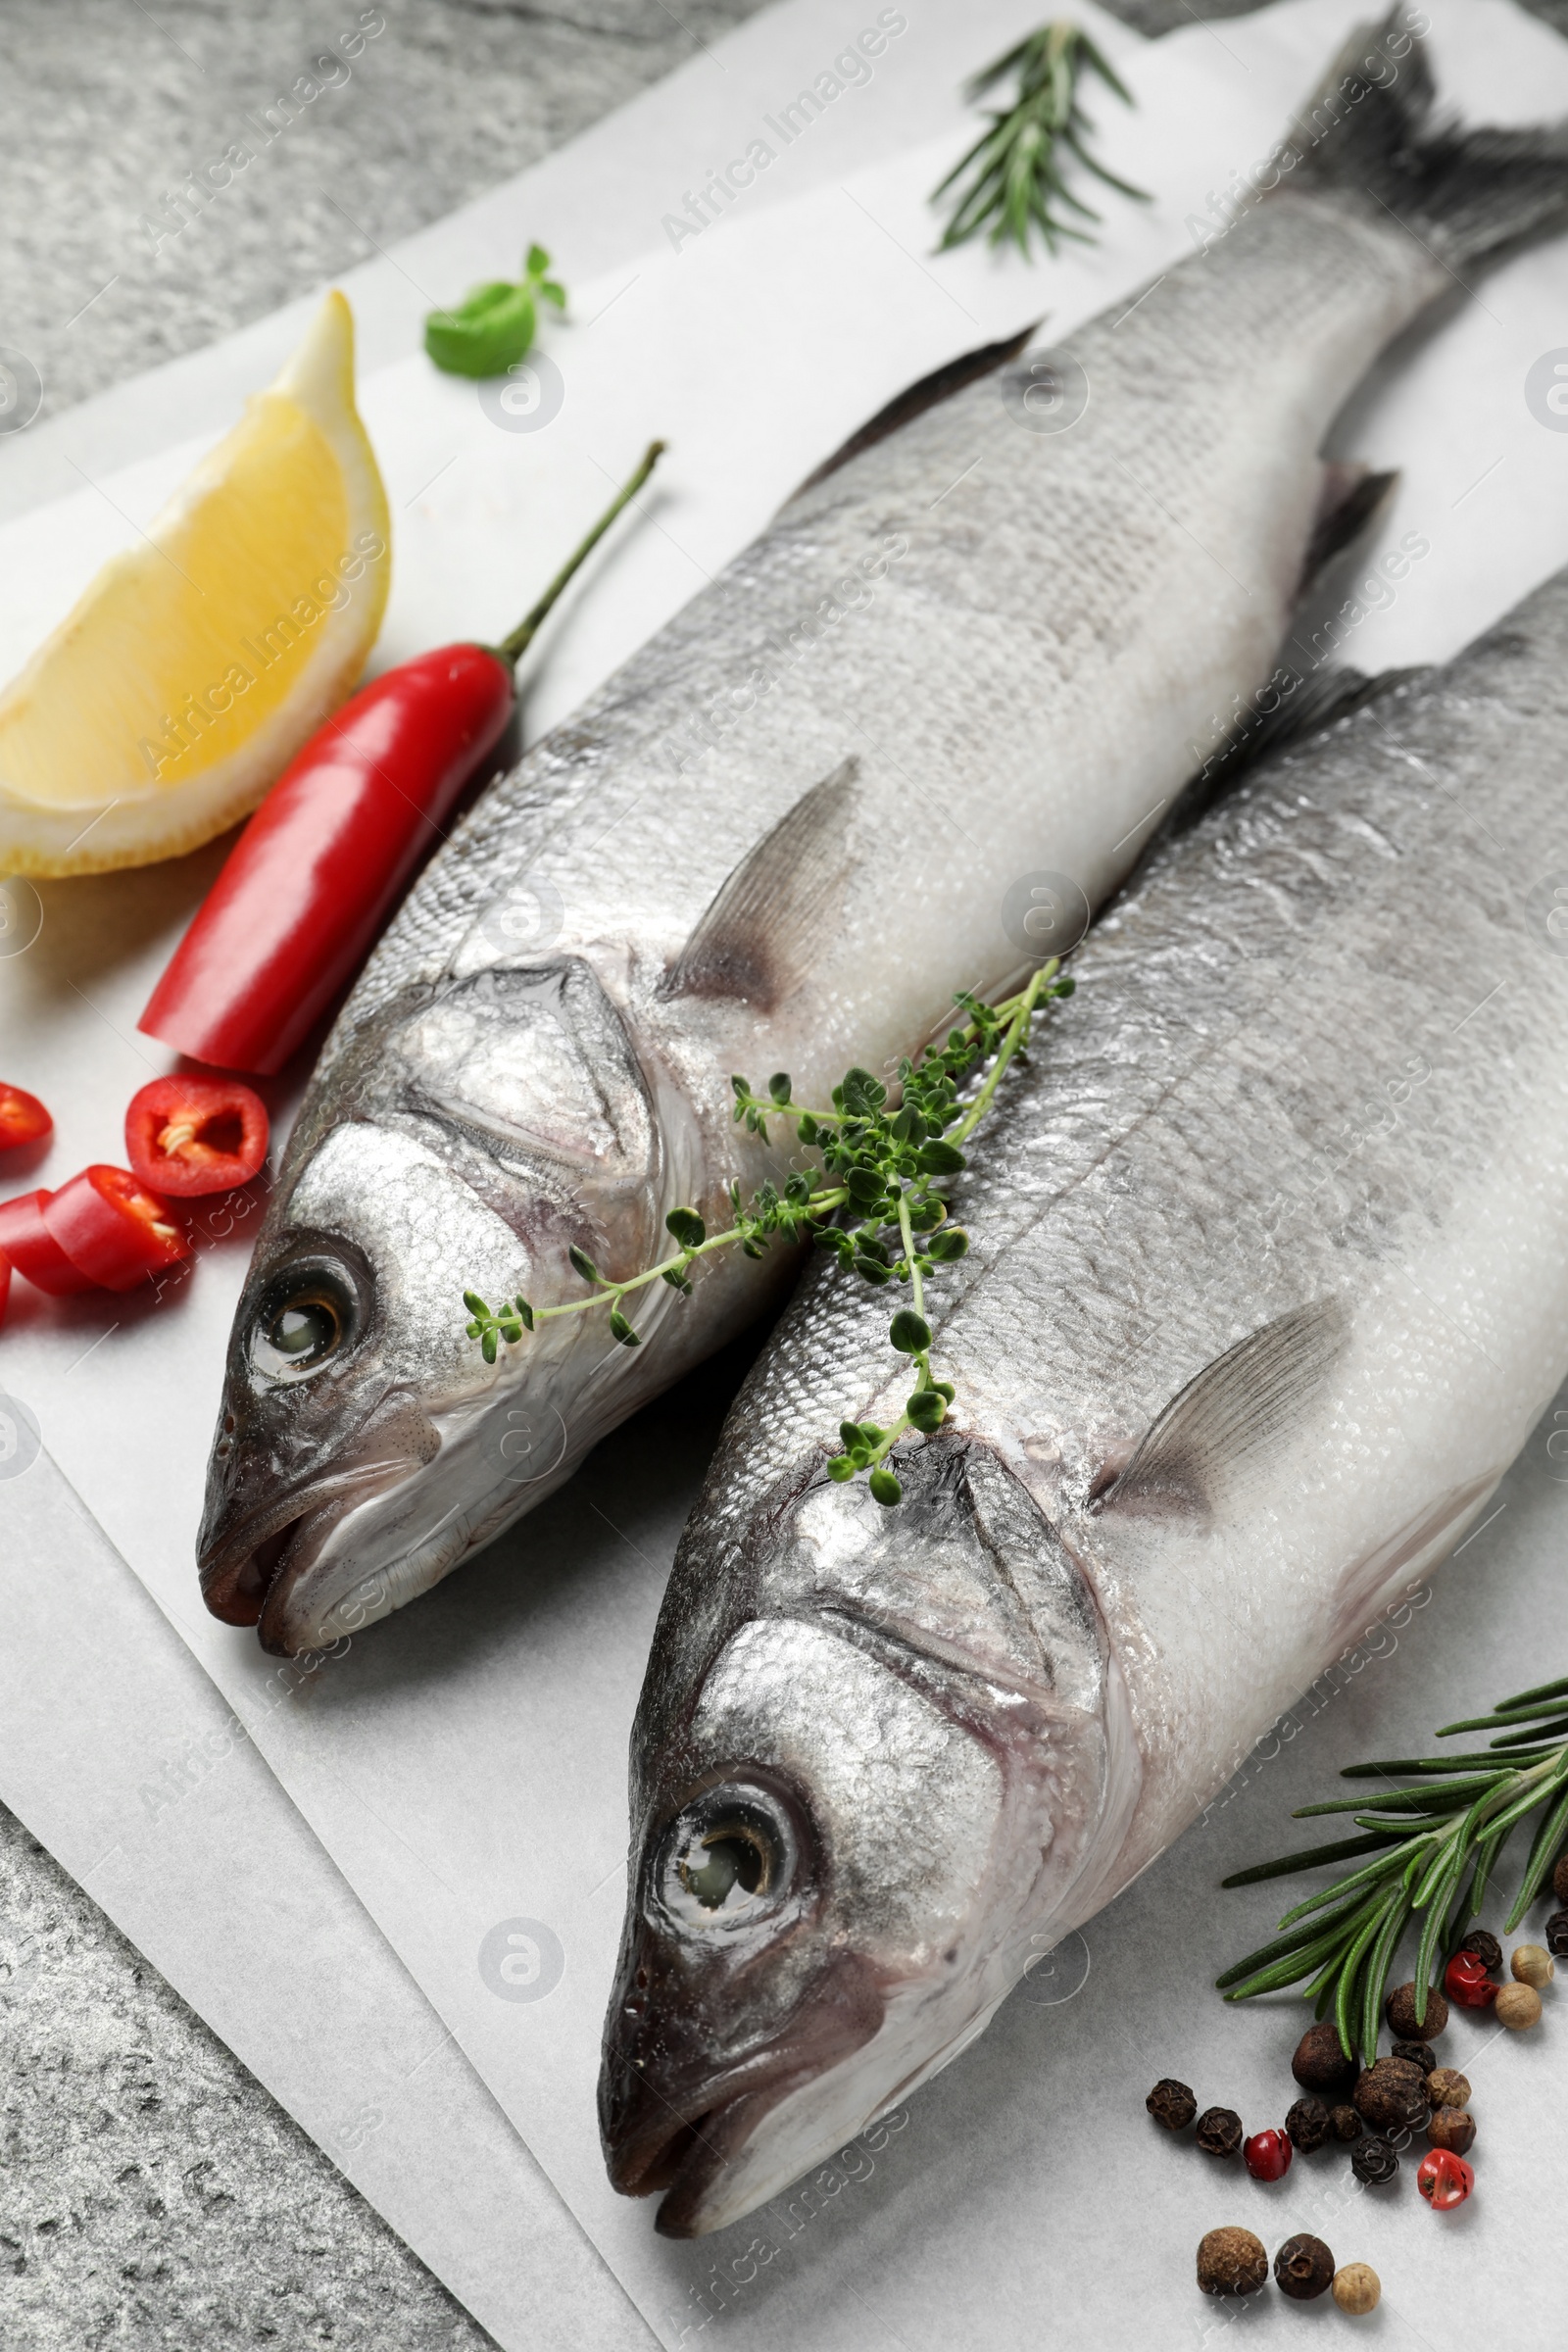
[463,961,1074,1505]
[1217,1671,1568,2060]
[932,22,1147,258]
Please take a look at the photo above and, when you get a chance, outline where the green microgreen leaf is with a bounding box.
[424,243,565,378]
[916,1141,966,1176]
[906,1388,948,1432]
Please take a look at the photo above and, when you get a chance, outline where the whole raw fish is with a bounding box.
[600,553,1568,2233]
[200,15,1568,1653]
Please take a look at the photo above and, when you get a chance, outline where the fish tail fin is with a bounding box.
[1285,9,1568,269]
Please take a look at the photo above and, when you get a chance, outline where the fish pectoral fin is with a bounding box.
[782,324,1039,505]
[1299,464,1400,600]
[1097,1298,1349,1521]
[657,756,861,1009]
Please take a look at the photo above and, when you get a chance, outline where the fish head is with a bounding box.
[600,1436,1120,2235]
[200,954,681,1655]
[198,1118,527,1651]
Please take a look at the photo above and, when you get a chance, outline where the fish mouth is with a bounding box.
[601,1944,885,2236]
[198,1458,418,1652]
[609,2084,773,2234]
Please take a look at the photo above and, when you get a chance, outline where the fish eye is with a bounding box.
[270,1296,340,1360]
[657,1785,797,1929]
[250,1268,355,1380]
[678,1823,771,1910]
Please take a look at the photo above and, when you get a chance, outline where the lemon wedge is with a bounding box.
[0,291,391,877]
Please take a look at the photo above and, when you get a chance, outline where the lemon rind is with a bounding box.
[0,291,391,880]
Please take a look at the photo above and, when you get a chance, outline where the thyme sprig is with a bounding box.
[463,959,1074,1505]
[1216,1671,1568,2063]
[932,22,1147,258]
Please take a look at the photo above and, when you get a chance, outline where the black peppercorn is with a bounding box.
[1351,2135,1398,2185]
[1552,1852,1568,1908]
[1353,2057,1427,2134]
[1291,2021,1357,2093]
[1147,2079,1197,2132]
[1196,2106,1245,2158]
[1545,1907,1568,1959]
[1329,2103,1362,2143]
[1385,1980,1448,2039]
[1285,2095,1330,2153]
[1274,2233,1336,2301]
[1391,2038,1437,2076]
[1457,1929,1502,1975]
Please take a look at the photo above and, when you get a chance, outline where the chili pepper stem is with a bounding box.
[497,440,665,667]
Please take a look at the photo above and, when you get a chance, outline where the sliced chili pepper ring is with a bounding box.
[125,1075,270,1198]
[42,1165,190,1293]
[0,1084,52,1152]
[0,1190,97,1295]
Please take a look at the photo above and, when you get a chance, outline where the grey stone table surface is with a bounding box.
[4,1,1568,2347]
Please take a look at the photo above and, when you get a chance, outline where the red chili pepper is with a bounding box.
[0,1191,97,1295]
[125,1075,270,1198]
[0,1249,10,1329]
[138,443,663,1076]
[0,1084,51,1151]
[41,1166,190,1292]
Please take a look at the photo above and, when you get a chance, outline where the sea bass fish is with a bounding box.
[600,558,1568,2235]
[200,18,1568,1655]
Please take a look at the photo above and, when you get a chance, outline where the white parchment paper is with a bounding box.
[0,1448,652,2352]
[7,0,1568,2342]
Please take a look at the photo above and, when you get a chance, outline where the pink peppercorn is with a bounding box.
[1444,1951,1496,2009]
[1244,2129,1293,2181]
[1417,2149,1474,2209]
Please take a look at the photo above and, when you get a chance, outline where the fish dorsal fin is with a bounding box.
[782,325,1039,507]
[657,756,860,1008]
[1098,1299,1348,1520]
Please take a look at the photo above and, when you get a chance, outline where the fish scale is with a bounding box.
[602,563,1568,2235]
[302,192,1436,1102]
[203,16,1568,1666]
[729,669,1545,1488]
